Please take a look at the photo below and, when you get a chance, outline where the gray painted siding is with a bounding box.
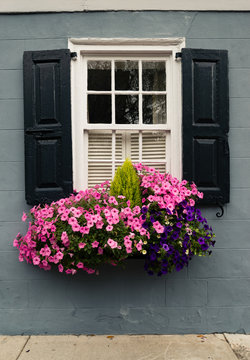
[0,11,250,335]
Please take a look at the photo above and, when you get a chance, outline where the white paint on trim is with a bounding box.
[0,0,250,12]
[69,38,184,190]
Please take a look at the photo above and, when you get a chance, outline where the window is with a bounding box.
[69,38,184,191]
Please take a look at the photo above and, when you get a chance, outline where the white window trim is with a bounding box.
[69,37,185,191]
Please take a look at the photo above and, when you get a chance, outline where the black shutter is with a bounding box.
[23,49,73,205]
[182,48,229,205]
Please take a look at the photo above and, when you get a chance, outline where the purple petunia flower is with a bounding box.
[201,243,209,251]
[162,244,169,252]
[198,237,205,245]
[165,225,173,233]
[176,263,183,272]
[150,215,156,223]
[141,206,148,214]
[150,252,157,261]
[181,200,187,207]
[176,222,183,228]
[171,231,179,240]
[161,233,168,240]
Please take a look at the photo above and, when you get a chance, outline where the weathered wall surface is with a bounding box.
[0,11,250,334]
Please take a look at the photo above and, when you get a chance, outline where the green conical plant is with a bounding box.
[110,159,142,208]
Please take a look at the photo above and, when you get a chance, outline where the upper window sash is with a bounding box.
[83,56,170,129]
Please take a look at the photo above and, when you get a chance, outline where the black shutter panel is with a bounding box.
[182,48,229,205]
[23,49,73,205]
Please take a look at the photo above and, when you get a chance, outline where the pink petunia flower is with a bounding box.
[98,247,103,255]
[106,225,113,231]
[79,242,86,249]
[58,264,64,272]
[22,212,27,222]
[77,262,84,268]
[107,238,118,249]
[92,241,99,248]
[33,256,40,265]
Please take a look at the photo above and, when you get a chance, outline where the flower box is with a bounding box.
[13,162,215,276]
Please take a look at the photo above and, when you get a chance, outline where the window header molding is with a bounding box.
[69,38,185,56]
[69,38,185,47]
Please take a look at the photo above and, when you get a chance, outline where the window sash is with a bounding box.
[69,38,183,191]
[83,56,170,127]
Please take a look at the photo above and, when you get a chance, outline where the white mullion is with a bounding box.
[125,132,130,159]
[139,60,143,126]
[111,59,115,125]
[84,124,171,131]
[83,130,89,189]
[139,130,142,162]
[166,57,171,128]
[87,90,166,95]
[166,131,171,174]
[112,130,116,178]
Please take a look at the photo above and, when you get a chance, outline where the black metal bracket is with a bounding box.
[216,202,224,218]
[71,52,77,61]
[175,52,182,60]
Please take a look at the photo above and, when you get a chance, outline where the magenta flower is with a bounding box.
[92,241,99,248]
[78,242,86,249]
[107,238,118,249]
[106,225,113,231]
[22,212,27,222]
[33,256,40,265]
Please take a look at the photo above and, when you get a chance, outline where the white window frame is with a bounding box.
[69,38,185,191]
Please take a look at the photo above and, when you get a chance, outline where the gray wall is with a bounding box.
[0,11,250,335]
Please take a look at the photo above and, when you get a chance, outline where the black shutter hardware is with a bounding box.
[181,48,229,209]
[23,49,73,205]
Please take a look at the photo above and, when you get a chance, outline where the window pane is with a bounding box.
[88,95,111,123]
[143,95,166,124]
[115,95,139,124]
[115,61,139,91]
[88,61,111,91]
[142,61,166,91]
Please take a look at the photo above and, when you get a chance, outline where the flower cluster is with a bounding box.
[13,182,148,275]
[134,164,215,275]
[13,164,215,276]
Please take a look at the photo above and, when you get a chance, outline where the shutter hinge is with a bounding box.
[175,52,182,61]
[71,52,78,61]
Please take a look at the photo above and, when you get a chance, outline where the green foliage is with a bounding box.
[110,159,142,208]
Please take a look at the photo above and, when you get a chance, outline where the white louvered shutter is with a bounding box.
[88,131,113,187]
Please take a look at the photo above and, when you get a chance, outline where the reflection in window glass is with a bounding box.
[115,61,139,91]
[88,61,111,91]
[142,61,166,91]
[143,95,166,124]
[115,95,139,124]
